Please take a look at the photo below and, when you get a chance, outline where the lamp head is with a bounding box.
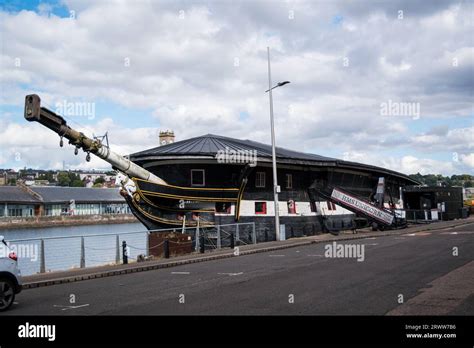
[277,81,290,87]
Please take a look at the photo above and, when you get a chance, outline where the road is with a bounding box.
[4,223,474,315]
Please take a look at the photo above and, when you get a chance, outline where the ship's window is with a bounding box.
[255,202,267,214]
[286,174,293,189]
[191,169,205,186]
[255,172,266,188]
[216,202,231,214]
[326,201,336,210]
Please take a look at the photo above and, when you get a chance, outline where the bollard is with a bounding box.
[230,232,235,249]
[122,240,128,264]
[199,235,205,254]
[80,236,85,268]
[164,239,170,259]
[146,232,150,257]
[264,228,269,242]
[115,235,120,264]
[40,239,46,273]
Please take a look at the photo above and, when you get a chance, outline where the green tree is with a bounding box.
[71,179,85,187]
[38,172,54,182]
[424,174,438,186]
[94,177,105,185]
[57,172,71,186]
[408,173,474,187]
[68,172,85,187]
[409,173,424,184]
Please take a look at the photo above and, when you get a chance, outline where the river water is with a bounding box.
[0,222,147,276]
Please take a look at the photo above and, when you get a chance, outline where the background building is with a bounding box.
[0,186,39,217]
[0,186,130,218]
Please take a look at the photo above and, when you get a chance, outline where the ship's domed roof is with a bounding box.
[130,134,418,184]
[131,133,336,162]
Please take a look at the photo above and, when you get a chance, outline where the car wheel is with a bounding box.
[0,278,15,312]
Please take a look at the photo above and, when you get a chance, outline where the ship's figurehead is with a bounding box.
[116,172,136,197]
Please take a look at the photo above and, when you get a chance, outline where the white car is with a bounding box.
[0,235,22,311]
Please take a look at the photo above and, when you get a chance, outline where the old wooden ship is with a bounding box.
[24,94,418,240]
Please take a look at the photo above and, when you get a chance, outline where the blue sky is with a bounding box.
[0,0,473,175]
[0,0,69,16]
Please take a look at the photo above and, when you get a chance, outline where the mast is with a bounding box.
[24,94,166,185]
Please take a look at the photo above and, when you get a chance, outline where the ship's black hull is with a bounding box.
[125,192,356,241]
[123,150,414,239]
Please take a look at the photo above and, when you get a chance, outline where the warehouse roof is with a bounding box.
[0,186,41,204]
[30,187,125,203]
[0,186,125,204]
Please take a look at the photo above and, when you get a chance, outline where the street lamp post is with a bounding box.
[266,47,290,241]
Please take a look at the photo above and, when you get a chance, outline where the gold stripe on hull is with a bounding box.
[132,176,248,224]
[131,198,215,227]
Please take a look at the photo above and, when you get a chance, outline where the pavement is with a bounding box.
[3,217,473,315]
[21,217,474,289]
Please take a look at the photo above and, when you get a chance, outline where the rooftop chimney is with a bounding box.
[159,130,175,146]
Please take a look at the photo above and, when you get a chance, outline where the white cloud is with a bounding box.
[0,117,161,170]
[341,151,461,176]
[410,126,474,153]
[420,4,461,31]
[390,156,456,176]
[460,153,474,169]
[0,0,472,175]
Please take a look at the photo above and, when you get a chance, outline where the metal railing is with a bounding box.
[3,222,256,276]
[197,222,256,251]
[0,213,135,221]
[404,209,442,223]
[5,230,148,276]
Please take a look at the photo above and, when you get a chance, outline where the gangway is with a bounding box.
[308,179,406,231]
